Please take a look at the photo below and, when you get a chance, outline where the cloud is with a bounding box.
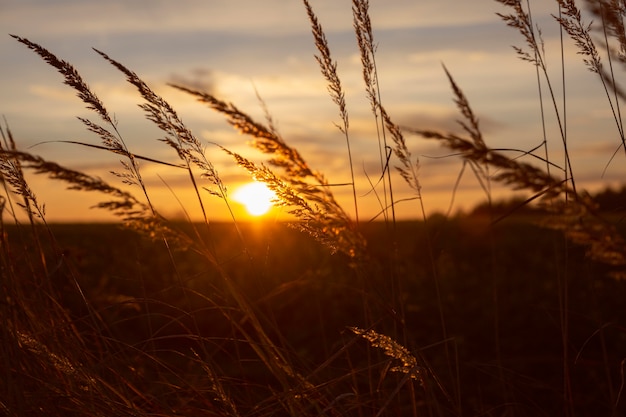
[168,68,216,94]
[3,0,624,222]
[1,0,516,39]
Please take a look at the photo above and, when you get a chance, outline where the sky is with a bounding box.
[1,0,625,223]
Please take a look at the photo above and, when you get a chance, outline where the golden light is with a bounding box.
[232,182,276,216]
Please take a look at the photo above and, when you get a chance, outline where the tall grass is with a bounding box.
[1,0,626,416]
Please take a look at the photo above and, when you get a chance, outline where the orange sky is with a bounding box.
[1,0,625,223]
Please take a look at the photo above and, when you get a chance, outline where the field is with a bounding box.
[3,215,626,416]
[3,0,626,415]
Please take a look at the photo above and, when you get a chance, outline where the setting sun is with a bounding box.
[232,182,276,216]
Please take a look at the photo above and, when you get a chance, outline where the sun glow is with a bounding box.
[232,182,276,216]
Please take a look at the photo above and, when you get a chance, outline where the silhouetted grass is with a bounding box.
[2,0,626,416]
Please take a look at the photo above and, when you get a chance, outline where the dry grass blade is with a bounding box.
[49,140,185,169]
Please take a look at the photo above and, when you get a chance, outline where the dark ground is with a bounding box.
[5,214,626,415]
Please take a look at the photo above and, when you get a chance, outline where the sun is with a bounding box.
[232,182,276,216]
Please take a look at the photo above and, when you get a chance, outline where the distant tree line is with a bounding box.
[468,184,626,217]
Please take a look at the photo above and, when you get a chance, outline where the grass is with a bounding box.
[1,0,626,415]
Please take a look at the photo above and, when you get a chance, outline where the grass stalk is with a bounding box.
[3,1,626,415]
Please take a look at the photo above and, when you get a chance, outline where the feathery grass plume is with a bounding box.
[0,130,184,248]
[352,0,384,161]
[170,85,316,182]
[494,2,626,274]
[93,49,225,231]
[408,123,568,198]
[555,0,624,156]
[0,124,50,275]
[94,50,221,186]
[352,0,398,224]
[496,0,545,67]
[443,66,484,149]
[555,0,602,73]
[495,0,558,195]
[302,0,359,222]
[408,73,626,276]
[578,0,626,157]
[10,36,156,212]
[9,37,120,155]
[352,0,377,112]
[10,35,112,125]
[584,0,626,88]
[441,65,492,196]
[380,106,421,195]
[0,130,45,221]
[30,40,321,398]
[585,0,626,61]
[221,146,366,258]
[170,84,324,205]
[349,327,423,383]
[4,273,160,415]
[171,84,365,257]
[352,0,422,219]
[496,0,578,194]
[15,330,94,387]
[303,0,349,128]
